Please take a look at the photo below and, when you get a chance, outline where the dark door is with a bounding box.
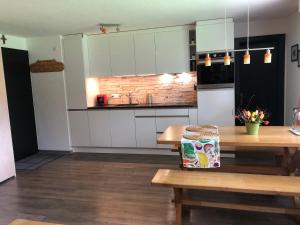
[235,34,285,125]
[2,47,38,161]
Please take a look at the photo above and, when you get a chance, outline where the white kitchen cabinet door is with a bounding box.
[88,110,111,147]
[197,88,235,126]
[134,31,156,74]
[155,108,189,116]
[87,35,111,77]
[135,117,157,148]
[155,28,188,74]
[110,110,136,147]
[68,111,90,146]
[196,19,234,52]
[109,33,135,75]
[189,108,198,125]
[62,34,88,109]
[156,117,189,133]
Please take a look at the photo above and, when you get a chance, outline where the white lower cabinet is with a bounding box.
[68,111,90,146]
[135,117,157,148]
[156,117,190,133]
[88,111,111,147]
[197,89,235,126]
[110,110,136,147]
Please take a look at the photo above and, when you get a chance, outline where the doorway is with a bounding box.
[234,34,285,125]
[2,47,38,161]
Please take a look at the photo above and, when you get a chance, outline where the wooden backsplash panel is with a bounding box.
[91,73,197,105]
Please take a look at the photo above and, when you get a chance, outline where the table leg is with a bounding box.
[279,147,291,175]
[174,188,183,225]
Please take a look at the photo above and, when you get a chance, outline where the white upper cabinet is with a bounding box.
[87,35,111,77]
[62,34,88,109]
[155,27,189,74]
[134,31,156,74]
[196,19,234,52]
[109,33,135,75]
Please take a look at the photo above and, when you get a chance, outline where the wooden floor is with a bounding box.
[0,153,298,225]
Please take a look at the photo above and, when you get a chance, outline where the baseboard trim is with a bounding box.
[73,147,178,155]
[72,147,235,158]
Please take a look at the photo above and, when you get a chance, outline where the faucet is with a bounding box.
[126,91,133,104]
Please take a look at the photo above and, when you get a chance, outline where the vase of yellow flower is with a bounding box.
[236,109,269,135]
[245,122,260,135]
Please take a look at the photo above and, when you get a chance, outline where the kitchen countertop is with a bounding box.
[87,102,197,110]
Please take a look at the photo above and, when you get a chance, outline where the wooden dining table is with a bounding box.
[158,125,300,174]
[157,125,300,222]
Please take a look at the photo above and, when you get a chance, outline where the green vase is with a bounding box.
[245,122,260,135]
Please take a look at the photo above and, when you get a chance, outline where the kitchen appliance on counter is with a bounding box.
[96,94,108,106]
[197,52,234,89]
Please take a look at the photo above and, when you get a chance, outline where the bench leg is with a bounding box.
[287,149,300,224]
[174,188,183,225]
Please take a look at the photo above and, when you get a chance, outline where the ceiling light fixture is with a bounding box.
[99,23,121,34]
[99,25,108,34]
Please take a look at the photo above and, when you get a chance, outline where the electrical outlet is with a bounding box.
[111,94,121,99]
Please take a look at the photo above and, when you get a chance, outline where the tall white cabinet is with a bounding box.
[197,89,235,126]
[62,34,88,109]
[0,50,15,182]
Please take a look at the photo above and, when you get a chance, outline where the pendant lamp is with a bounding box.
[205,53,211,67]
[264,49,272,63]
[224,52,231,65]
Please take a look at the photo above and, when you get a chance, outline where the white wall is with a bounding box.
[285,11,300,125]
[0,33,26,50]
[0,49,16,182]
[235,18,288,38]
[27,36,71,151]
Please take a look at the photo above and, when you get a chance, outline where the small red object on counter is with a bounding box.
[96,94,108,106]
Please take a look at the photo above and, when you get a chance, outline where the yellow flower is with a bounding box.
[251,117,256,122]
[252,112,256,118]
[259,113,264,119]
[246,111,251,117]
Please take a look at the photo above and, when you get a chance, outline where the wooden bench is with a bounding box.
[9,219,63,225]
[152,169,300,225]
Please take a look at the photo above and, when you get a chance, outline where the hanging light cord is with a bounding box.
[247,1,250,50]
[224,7,227,51]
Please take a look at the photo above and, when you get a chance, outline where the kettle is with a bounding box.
[293,108,300,131]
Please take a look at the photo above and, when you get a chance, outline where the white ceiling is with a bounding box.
[0,0,297,37]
